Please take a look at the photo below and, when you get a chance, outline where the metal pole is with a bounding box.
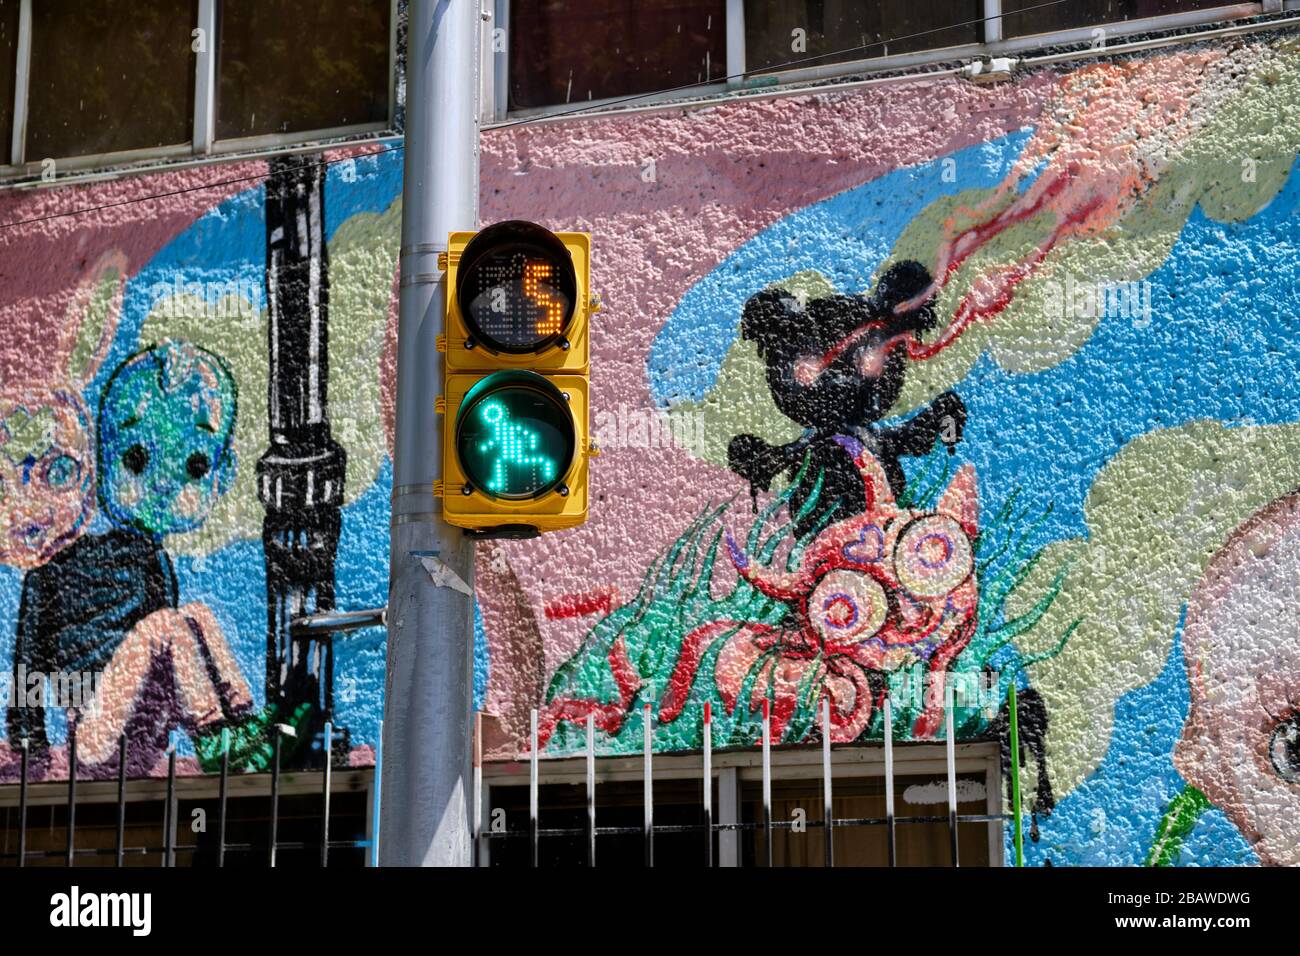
[643,704,653,868]
[761,699,772,868]
[703,702,712,867]
[1009,684,1024,867]
[269,729,282,868]
[321,720,333,866]
[66,729,76,867]
[884,696,896,867]
[381,0,482,868]
[165,736,177,868]
[218,729,229,868]
[17,738,27,868]
[821,698,833,867]
[585,712,596,868]
[370,719,383,868]
[115,734,126,868]
[473,711,483,868]
[530,708,539,868]
[946,683,959,868]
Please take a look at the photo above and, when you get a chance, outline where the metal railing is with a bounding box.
[1,684,1028,867]
[474,684,1027,867]
[0,721,374,867]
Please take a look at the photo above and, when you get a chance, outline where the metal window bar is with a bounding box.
[165,732,177,868]
[642,703,653,868]
[321,721,333,867]
[884,696,897,867]
[474,712,484,868]
[269,728,282,867]
[586,712,596,868]
[115,734,127,867]
[703,702,713,867]
[529,707,539,868]
[66,729,76,867]
[821,698,832,867]
[475,685,1025,867]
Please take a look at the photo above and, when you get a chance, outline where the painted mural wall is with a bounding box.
[2,32,1300,866]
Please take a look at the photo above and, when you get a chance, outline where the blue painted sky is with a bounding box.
[647,133,1300,864]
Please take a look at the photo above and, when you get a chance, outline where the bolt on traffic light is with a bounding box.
[437,220,596,536]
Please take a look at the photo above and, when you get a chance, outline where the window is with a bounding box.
[0,773,372,867]
[27,0,196,160]
[2,0,394,176]
[744,0,984,75]
[743,772,993,866]
[0,0,17,165]
[486,780,715,866]
[216,0,391,141]
[507,0,727,111]
[479,744,1005,867]
[1001,0,1246,37]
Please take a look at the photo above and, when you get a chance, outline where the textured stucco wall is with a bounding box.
[3,34,1300,866]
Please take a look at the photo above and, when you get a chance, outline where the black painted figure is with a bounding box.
[728,261,966,535]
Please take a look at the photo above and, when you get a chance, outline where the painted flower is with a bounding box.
[660,438,980,742]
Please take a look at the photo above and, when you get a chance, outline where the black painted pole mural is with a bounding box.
[259,155,347,767]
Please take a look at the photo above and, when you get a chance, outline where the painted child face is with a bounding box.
[0,388,95,568]
[97,342,236,537]
[1176,492,1300,866]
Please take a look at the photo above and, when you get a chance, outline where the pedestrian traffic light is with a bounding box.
[437,220,595,536]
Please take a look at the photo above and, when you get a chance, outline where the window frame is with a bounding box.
[1,0,399,183]
[479,740,1006,867]
[486,0,1290,123]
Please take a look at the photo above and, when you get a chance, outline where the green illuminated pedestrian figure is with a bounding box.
[478,400,557,494]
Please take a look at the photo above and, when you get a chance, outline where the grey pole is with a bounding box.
[380,0,482,866]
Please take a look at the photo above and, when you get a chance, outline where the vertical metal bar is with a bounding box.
[529,708,539,868]
[642,703,653,868]
[1009,684,1024,867]
[16,738,27,868]
[491,0,510,120]
[725,0,746,81]
[821,698,833,867]
[761,698,772,868]
[946,683,959,868]
[321,720,333,867]
[585,711,595,868]
[884,696,896,868]
[473,712,483,868]
[10,0,32,166]
[191,0,217,153]
[703,702,712,868]
[115,734,127,867]
[269,728,282,868]
[370,719,383,867]
[66,729,76,867]
[217,728,230,868]
[983,0,1004,43]
[165,733,177,868]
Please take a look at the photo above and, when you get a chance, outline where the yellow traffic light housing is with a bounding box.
[438,221,595,536]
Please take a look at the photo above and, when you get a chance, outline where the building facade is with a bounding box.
[2,1,1300,866]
